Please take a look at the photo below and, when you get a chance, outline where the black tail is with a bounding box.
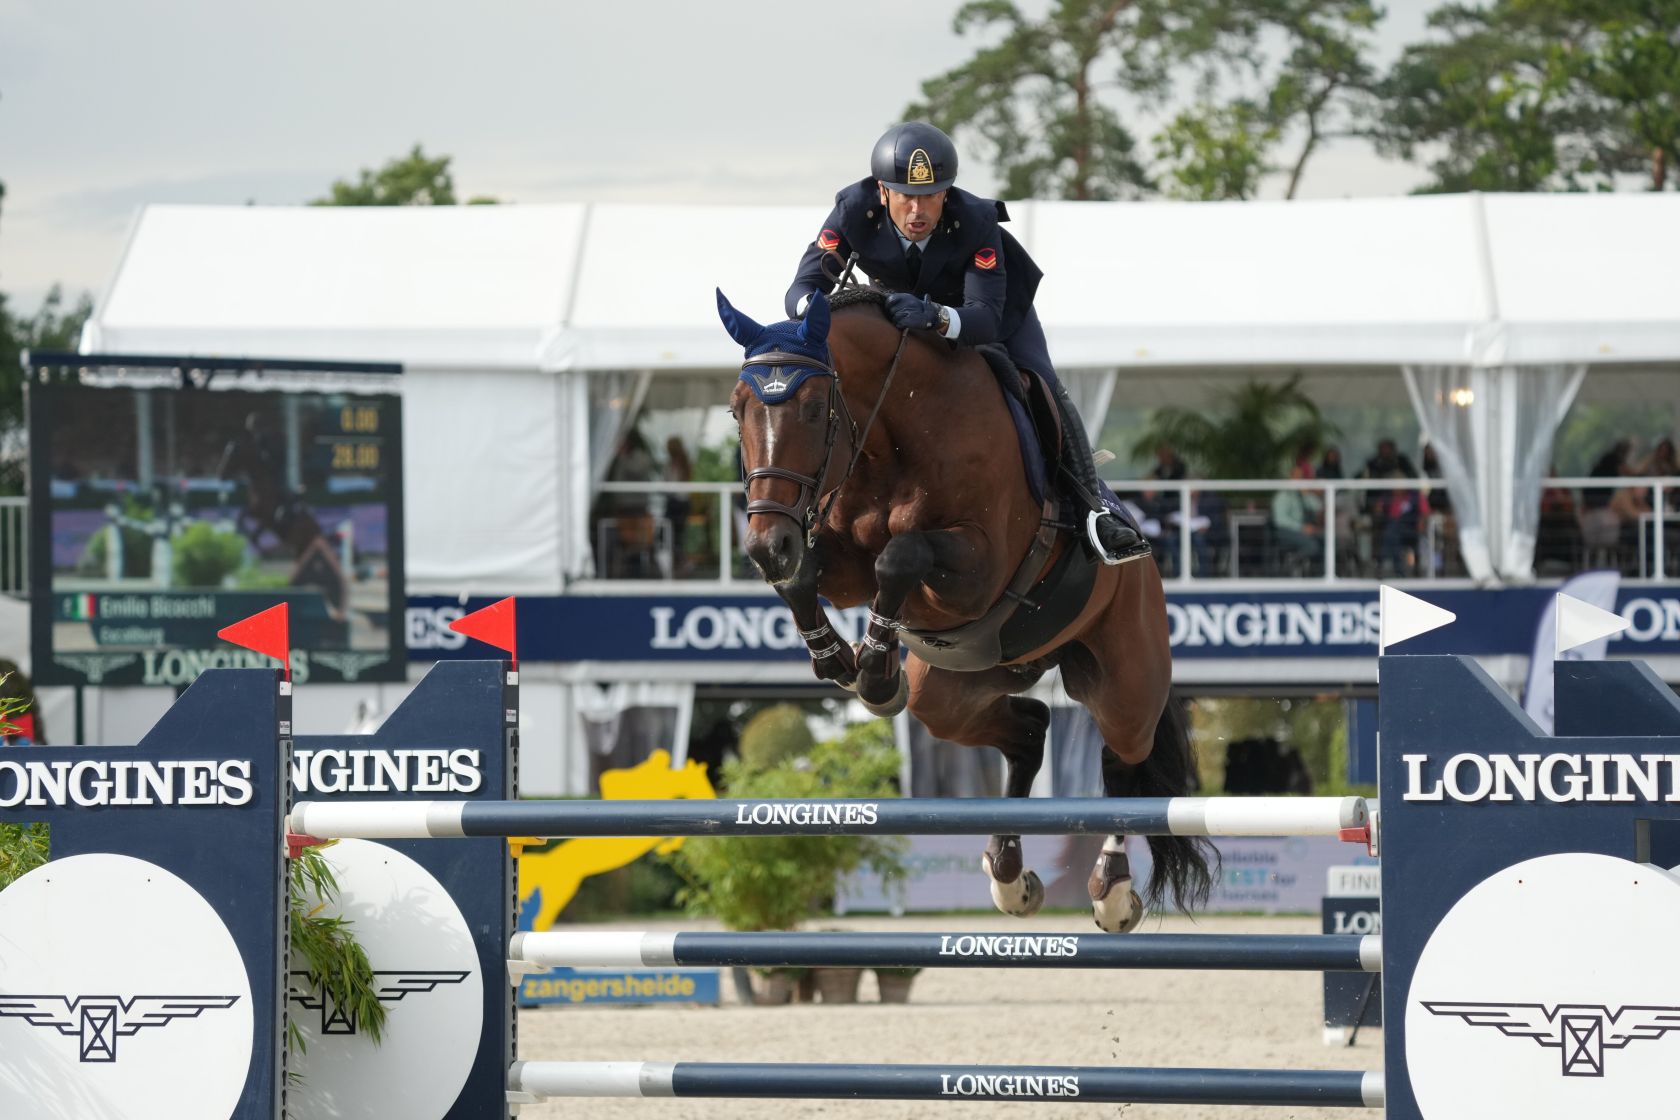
[1104,696,1218,913]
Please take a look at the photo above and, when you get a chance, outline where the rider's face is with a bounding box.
[878,184,946,242]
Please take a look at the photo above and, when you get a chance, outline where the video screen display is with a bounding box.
[28,356,406,686]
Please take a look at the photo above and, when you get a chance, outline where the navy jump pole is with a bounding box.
[508,1061,1385,1108]
[291,794,1368,840]
[510,931,1383,973]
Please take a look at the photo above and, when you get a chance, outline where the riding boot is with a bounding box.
[1049,380,1153,566]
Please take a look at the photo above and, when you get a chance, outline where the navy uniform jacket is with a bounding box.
[785,179,1044,345]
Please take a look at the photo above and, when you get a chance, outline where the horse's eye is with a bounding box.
[800,399,824,423]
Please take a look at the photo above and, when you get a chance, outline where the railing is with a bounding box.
[589,475,1680,586]
[0,497,24,596]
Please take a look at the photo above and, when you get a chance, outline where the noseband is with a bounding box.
[740,331,911,548]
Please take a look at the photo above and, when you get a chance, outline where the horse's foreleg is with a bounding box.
[856,530,981,716]
[774,548,858,690]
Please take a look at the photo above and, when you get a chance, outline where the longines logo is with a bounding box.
[733,802,878,826]
[1424,1001,1680,1076]
[1404,753,1680,803]
[939,1072,1080,1098]
[0,759,254,808]
[288,971,470,1035]
[0,994,240,1062]
[938,935,1079,959]
[290,748,483,795]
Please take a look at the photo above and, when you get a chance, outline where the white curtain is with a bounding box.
[1404,363,1587,582]
[1064,368,1118,442]
[560,369,654,580]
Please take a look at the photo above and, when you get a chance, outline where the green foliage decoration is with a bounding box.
[663,721,905,932]
[171,521,248,587]
[736,703,816,771]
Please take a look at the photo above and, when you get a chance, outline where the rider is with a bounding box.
[785,121,1151,565]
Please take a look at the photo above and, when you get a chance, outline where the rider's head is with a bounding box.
[871,121,957,242]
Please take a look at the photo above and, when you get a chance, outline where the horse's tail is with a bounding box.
[1107,696,1219,913]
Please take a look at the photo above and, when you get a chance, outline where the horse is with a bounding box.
[718,286,1214,930]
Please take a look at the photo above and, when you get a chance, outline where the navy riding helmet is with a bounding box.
[871,122,958,196]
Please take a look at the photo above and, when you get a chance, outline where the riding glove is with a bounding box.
[886,292,940,331]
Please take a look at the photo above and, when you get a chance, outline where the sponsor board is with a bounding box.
[406,587,1680,664]
[517,967,721,1007]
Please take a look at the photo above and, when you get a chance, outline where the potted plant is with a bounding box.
[663,720,905,1005]
[873,966,922,1003]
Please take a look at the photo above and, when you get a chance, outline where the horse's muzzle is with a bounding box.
[745,516,804,585]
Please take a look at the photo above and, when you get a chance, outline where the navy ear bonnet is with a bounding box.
[717,289,833,403]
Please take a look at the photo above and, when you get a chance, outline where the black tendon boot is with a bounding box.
[1050,381,1153,566]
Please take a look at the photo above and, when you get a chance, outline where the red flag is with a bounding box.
[449,597,518,667]
[218,603,291,678]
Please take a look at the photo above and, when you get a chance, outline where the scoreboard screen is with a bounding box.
[26,353,407,687]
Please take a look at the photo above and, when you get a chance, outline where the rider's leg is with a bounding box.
[1005,309,1152,565]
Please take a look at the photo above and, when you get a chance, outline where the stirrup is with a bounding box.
[1086,509,1151,567]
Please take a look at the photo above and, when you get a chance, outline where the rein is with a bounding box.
[741,325,912,548]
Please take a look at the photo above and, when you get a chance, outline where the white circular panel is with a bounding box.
[0,853,254,1120]
[1408,853,1680,1119]
[288,838,483,1120]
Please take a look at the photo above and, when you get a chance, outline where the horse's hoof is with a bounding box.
[988,868,1044,919]
[858,668,908,717]
[1091,887,1146,934]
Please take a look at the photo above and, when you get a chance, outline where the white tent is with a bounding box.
[84,193,1680,587]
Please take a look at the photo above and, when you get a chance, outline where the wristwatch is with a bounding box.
[936,304,951,336]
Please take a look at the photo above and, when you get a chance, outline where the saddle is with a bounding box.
[975,344,1060,507]
[896,345,1099,672]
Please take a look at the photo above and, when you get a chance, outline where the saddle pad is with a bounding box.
[977,345,1050,507]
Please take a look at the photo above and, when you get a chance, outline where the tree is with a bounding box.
[1374,0,1679,193]
[310,145,499,206]
[1130,374,1336,478]
[1156,0,1383,200]
[907,0,1257,200]
[1,281,95,495]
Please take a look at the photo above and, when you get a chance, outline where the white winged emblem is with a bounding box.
[0,994,240,1062]
[1423,1001,1680,1077]
[289,970,469,1034]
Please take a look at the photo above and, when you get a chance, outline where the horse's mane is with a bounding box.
[827,286,888,314]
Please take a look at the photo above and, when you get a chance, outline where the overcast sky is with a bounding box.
[2,0,1434,311]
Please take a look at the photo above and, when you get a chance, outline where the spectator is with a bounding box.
[1360,439,1421,576]
[1149,443,1188,483]
[1317,445,1345,479]
[664,436,694,578]
[1272,446,1323,574]
[1583,440,1631,511]
[1536,466,1580,574]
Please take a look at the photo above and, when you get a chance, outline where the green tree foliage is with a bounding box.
[909,1,1379,201]
[907,0,1238,200]
[310,145,499,206]
[1157,0,1382,199]
[1131,374,1337,478]
[1375,0,1680,193]
[0,284,95,495]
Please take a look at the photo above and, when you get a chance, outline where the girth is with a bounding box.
[897,497,1099,673]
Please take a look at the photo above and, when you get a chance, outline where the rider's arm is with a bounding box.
[785,205,849,319]
[943,238,1008,344]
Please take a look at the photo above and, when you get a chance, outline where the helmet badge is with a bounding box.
[906,148,935,186]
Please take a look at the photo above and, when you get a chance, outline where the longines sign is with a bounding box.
[1405,752,1680,803]
[406,588,1680,663]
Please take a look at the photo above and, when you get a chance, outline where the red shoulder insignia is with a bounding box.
[817,229,841,251]
[973,247,998,270]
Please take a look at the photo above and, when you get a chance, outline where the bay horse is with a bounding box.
[719,286,1214,929]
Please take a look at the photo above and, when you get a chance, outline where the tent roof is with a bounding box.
[85,193,1680,371]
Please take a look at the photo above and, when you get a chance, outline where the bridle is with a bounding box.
[739,328,911,549]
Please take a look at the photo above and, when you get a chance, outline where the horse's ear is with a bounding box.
[798,291,831,347]
[716,288,764,347]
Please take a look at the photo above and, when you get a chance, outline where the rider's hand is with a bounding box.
[886,292,939,331]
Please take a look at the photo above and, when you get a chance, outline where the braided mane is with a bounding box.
[827,286,888,314]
